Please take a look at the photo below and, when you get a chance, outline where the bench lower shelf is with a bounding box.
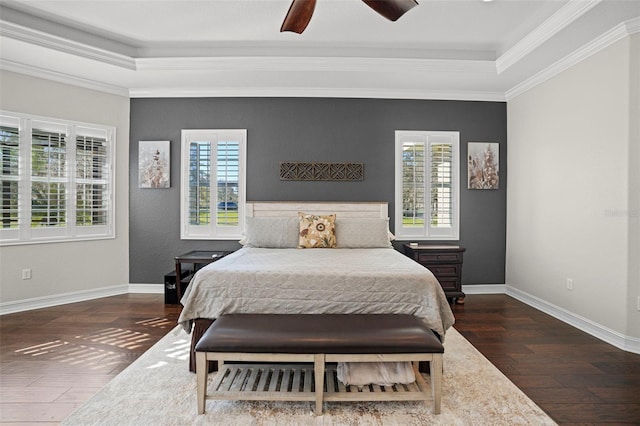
[206,363,431,404]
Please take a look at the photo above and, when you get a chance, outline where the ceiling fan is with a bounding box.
[281,0,419,34]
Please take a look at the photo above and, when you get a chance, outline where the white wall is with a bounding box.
[507,35,638,342]
[0,71,130,307]
[627,34,640,338]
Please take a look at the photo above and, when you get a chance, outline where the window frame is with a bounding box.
[0,111,115,246]
[180,129,247,240]
[394,130,460,241]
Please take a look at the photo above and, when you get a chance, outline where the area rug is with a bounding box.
[62,327,556,425]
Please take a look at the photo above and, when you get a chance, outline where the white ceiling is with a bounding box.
[0,0,638,100]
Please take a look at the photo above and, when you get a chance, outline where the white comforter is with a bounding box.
[178,247,455,338]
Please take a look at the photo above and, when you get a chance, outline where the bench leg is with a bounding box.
[196,352,207,414]
[314,354,324,415]
[430,354,443,414]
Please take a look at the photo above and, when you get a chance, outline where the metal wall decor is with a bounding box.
[280,162,364,181]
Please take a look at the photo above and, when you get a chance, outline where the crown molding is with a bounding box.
[135,56,497,74]
[496,0,602,75]
[628,15,640,34]
[0,20,137,70]
[0,58,130,97]
[0,16,496,76]
[506,17,640,101]
[2,5,635,103]
[0,48,502,101]
[129,86,506,102]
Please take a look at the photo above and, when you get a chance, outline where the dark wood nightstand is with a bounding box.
[403,244,466,304]
[174,250,232,300]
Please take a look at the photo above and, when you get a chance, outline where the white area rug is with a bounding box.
[62,327,556,425]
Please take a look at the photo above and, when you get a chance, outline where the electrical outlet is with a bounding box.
[21,269,32,280]
[566,278,573,290]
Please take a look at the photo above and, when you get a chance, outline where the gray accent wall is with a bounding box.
[129,98,506,285]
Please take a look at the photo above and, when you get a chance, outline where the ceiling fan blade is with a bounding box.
[280,0,317,34]
[362,0,418,22]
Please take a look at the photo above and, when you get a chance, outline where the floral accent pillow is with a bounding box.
[298,212,336,248]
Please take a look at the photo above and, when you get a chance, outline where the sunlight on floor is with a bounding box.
[136,317,175,328]
[11,317,182,373]
[12,326,167,370]
[77,328,150,349]
[14,339,123,369]
[163,338,190,361]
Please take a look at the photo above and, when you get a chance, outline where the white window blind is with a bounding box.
[395,131,459,240]
[75,128,110,233]
[216,141,240,228]
[188,141,211,226]
[0,111,115,245]
[31,123,67,230]
[430,142,453,229]
[0,118,20,235]
[181,129,246,240]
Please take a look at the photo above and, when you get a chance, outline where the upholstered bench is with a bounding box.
[195,314,444,415]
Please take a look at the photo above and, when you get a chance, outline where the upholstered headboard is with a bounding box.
[245,201,388,219]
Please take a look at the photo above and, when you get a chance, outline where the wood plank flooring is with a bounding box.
[0,293,638,424]
[451,295,640,425]
[0,294,181,424]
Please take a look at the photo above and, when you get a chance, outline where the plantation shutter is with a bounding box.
[0,112,115,245]
[401,137,426,232]
[188,141,211,226]
[30,123,67,230]
[0,121,20,236]
[181,129,245,240]
[75,127,111,235]
[428,136,455,238]
[395,131,459,240]
[216,140,239,227]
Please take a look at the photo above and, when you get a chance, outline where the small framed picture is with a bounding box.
[139,141,170,188]
[468,142,499,190]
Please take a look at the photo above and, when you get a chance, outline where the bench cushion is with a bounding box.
[195,314,444,354]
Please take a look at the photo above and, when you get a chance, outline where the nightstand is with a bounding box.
[174,250,232,300]
[403,244,466,304]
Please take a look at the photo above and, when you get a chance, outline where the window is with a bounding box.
[394,131,459,240]
[0,111,115,245]
[180,129,246,240]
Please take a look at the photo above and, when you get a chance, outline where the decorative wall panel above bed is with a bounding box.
[280,162,364,181]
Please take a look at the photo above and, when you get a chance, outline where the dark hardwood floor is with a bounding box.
[0,293,638,424]
[0,294,181,424]
[451,295,640,425]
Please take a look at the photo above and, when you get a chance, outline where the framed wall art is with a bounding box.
[468,142,499,190]
[139,140,170,188]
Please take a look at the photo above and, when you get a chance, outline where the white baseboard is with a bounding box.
[461,283,640,354]
[128,283,164,294]
[0,283,164,315]
[0,284,129,316]
[462,284,506,294]
[506,285,640,355]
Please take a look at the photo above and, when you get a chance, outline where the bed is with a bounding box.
[178,201,455,372]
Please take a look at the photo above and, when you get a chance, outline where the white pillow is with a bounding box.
[243,217,299,248]
[335,218,393,248]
